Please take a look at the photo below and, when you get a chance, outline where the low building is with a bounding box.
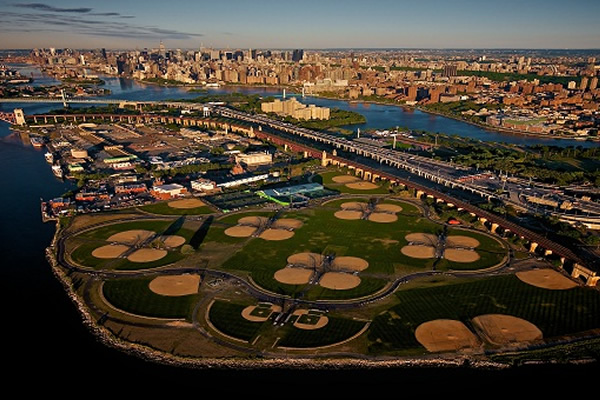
[217,173,269,189]
[151,183,187,200]
[191,178,217,192]
[115,183,147,194]
[234,152,273,167]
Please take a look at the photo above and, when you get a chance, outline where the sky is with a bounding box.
[0,0,599,50]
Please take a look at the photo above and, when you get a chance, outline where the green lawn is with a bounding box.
[208,301,266,342]
[102,278,198,319]
[139,202,213,215]
[80,220,173,241]
[278,316,366,348]
[368,275,600,354]
[438,228,507,271]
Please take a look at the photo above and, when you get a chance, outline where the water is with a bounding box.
[2,67,598,384]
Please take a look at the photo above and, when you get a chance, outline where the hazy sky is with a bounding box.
[1,0,599,49]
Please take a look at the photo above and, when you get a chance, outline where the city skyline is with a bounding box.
[1,0,599,50]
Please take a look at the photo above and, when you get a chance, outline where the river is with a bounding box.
[2,64,598,386]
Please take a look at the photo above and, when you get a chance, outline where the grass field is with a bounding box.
[71,220,194,270]
[278,316,366,348]
[139,202,213,215]
[212,198,506,299]
[368,275,600,354]
[102,278,198,319]
[317,170,391,194]
[208,301,266,342]
[438,228,507,271]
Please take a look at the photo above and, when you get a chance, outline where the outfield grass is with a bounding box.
[115,251,185,271]
[103,278,198,319]
[318,171,391,194]
[139,202,213,215]
[80,220,173,240]
[368,275,600,354]
[278,316,366,348]
[208,301,266,342]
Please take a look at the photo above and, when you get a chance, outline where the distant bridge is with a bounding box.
[0,97,124,105]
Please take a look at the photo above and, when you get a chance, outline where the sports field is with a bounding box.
[368,275,600,354]
[139,200,213,215]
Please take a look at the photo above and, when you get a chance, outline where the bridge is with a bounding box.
[0,97,123,105]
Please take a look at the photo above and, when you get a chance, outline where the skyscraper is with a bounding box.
[442,65,458,77]
[580,76,589,90]
[590,77,598,91]
[292,49,304,62]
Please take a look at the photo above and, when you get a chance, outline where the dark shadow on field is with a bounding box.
[189,216,214,249]
[312,174,324,184]
[164,216,185,236]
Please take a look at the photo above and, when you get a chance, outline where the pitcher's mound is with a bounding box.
[332,175,359,183]
[401,245,436,259]
[92,244,130,259]
[334,210,363,220]
[415,319,480,352]
[446,235,480,248]
[259,228,295,241]
[241,304,282,322]
[472,314,542,346]
[108,229,155,245]
[346,181,378,190]
[224,226,257,237]
[238,216,269,227]
[272,218,304,230]
[332,256,369,271]
[516,269,577,290]
[444,248,480,263]
[319,272,361,290]
[168,198,205,209]
[340,201,368,210]
[287,252,324,267]
[405,233,438,245]
[368,212,398,223]
[127,248,167,263]
[161,235,186,248]
[274,268,313,285]
[149,274,201,296]
[292,310,329,330]
[374,203,403,213]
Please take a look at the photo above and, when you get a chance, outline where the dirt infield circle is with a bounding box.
[332,256,369,271]
[241,304,282,322]
[91,244,130,259]
[444,248,481,263]
[472,314,543,345]
[274,268,313,285]
[340,201,368,210]
[148,274,201,296]
[161,235,186,248]
[516,269,577,290]
[346,181,379,190]
[287,252,324,267]
[108,229,155,245]
[272,218,304,230]
[334,210,363,220]
[319,272,361,290]
[374,203,403,213]
[127,248,168,263]
[167,198,205,209]
[224,225,257,238]
[259,228,295,241]
[238,216,269,227]
[446,235,480,248]
[367,212,398,223]
[405,233,438,245]
[401,245,436,259]
[415,319,480,352]
[292,310,329,330]
[332,175,360,183]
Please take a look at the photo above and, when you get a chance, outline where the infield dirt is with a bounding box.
[415,319,480,352]
[516,269,577,290]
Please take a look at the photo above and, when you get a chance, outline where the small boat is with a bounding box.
[205,82,220,88]
[52,164,63,178]
[44,152,54,164]
[30,136,45,148]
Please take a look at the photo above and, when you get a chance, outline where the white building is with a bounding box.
[234,152,273,167]
[191,178,217,192]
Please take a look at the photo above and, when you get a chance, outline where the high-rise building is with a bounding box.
[292,49,304,62]
[580,76,589,90]
[590,77,598,90]
[406,86,417,101]
[442,65,457,78]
